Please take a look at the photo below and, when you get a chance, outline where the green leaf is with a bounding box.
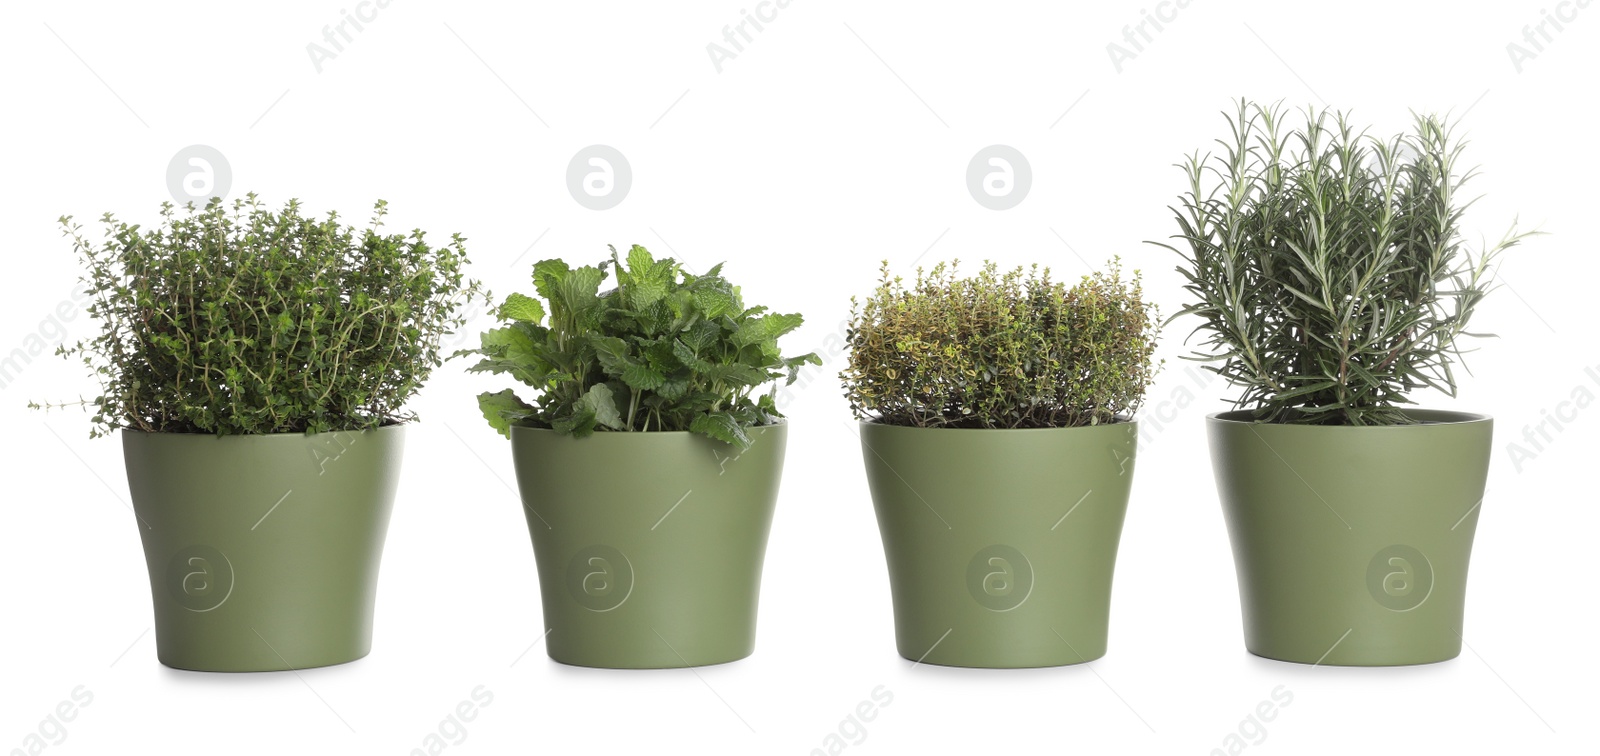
[498,292,545,323]
[690,411,751,449]
[589,335,634,375]
[575,383,624,430]
[624,244,673,309]
[476,389,534,439]
[692,286,736,319]
[672,338,713,372]
[703,362,770,387]
[656,378,690,401]
[530,259,570,301]
[732,312,803,348]
[546,264,606,332]
[682,319,721,352]
[551,407,596,437]
[621,362,666,391]
[784,352,823,384]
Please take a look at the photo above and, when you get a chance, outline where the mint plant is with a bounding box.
[459,245,819,449]
[1158,101,1536,425]
[46,195,482,437]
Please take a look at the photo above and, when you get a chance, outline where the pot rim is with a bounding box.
[857,415,1135,432]
[510,419,788,438]
[1206,408,1490,426]
[119,423,408,439]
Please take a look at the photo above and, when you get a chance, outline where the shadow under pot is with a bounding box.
[509,424,787,669]
[859,420,1138,668]
[124,426,404,672]
[1207,410,1492,666]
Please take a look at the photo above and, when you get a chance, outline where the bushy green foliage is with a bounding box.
[1158,101,1536,425]
[458,245,819,449]
[842,259,1159,428]
[49,194,482,437]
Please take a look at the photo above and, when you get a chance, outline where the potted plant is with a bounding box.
[41,195,481,671]
[841,260,1159,667]
[458,244,818,668]
[1159,101,1536,665]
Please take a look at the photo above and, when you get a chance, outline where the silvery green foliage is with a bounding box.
[1159,101,1535,425]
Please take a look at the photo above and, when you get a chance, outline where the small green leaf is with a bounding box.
[784,352,823,384]
[477,389,534,439]
[576,383,624,430]
[621,362,666,391]
[590,335,634,375]
[690,411,751,449]
[498,292,545,323]
[732,312,803,348]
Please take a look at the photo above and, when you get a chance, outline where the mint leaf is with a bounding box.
[784,352,823,384]
[621,362,666,391]
[590,335,633,375]
[498,293,545,323]
[576,383,624,430]
[732,312,804,348]
[530,259,570,301]
[462,245,808,443]
[690,411,751,449]
[477,389,534,439]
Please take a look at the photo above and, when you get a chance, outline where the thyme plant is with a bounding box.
[48,195,482,437]
[1158,101,1536,425]
[842,259,1159,428]
[459,245,819,449]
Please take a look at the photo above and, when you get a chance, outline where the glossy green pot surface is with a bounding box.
[860,421,1138,668]
[1207,410,1492,666]
[124,426,404,672]
[510,424,786,669]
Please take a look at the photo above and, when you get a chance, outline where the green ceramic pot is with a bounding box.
[510,424,787,668]
[123,426,404,672]
[860,420,1138,668]
[1207,409,1492,666]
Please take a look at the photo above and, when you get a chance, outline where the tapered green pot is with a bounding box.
[1208,410,1492,666]
[510,424,786,668]
[123,426,403,672]
[860,420,1138,668]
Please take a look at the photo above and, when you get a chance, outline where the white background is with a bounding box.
[1,1,1595,754]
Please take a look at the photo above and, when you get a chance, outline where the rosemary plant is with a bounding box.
[1157,101,1536,425]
